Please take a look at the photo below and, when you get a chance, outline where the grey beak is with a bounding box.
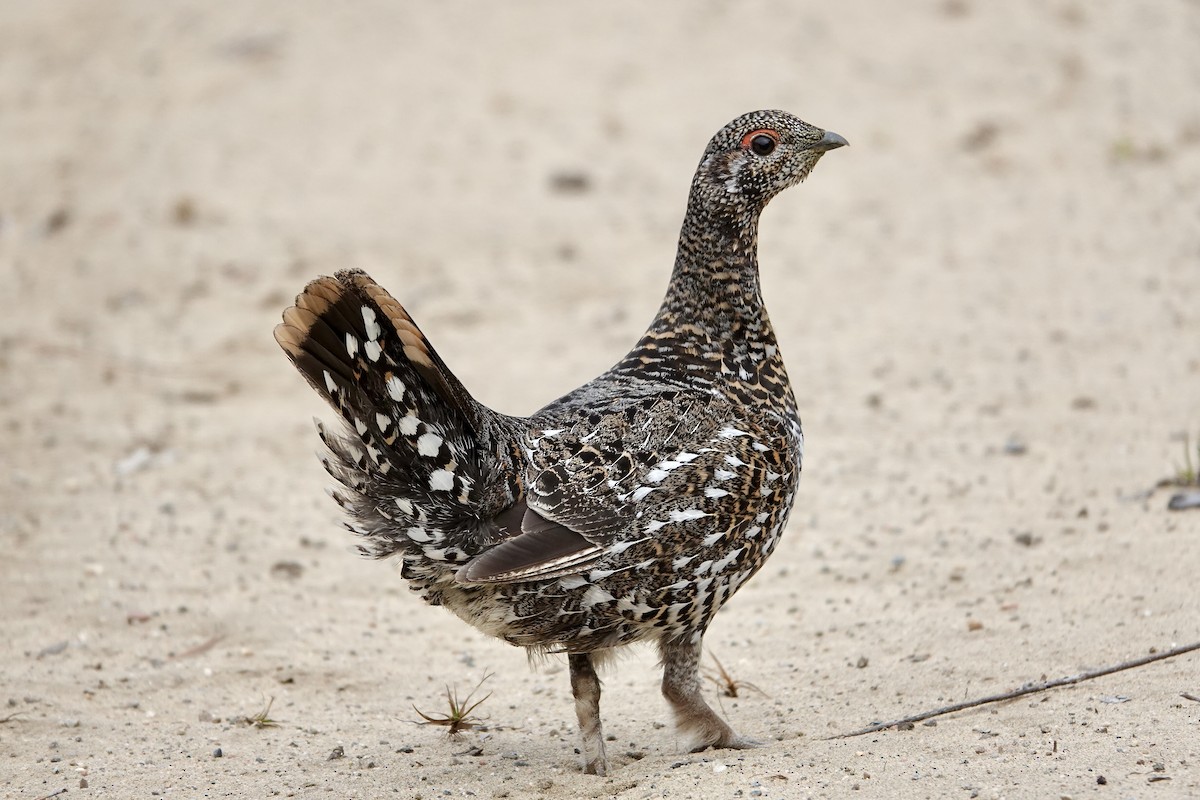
[815,130,849,152]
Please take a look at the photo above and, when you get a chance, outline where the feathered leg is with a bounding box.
[659,637,762,752]
[568,653,608,776]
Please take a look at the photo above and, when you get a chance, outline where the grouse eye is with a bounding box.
[750,134,776,156]
[739,129,780,156]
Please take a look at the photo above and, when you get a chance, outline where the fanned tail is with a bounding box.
[274,269,511,586]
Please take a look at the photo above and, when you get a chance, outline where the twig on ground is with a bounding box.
[831,640,1200,739]
[34,790,68,800]
[172,633,226,660]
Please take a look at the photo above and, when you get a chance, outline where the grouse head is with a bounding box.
[691,110,847,221]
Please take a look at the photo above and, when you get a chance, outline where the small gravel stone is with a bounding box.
[38,641,69,658]
[1003,436,1028,456]
[1167,490,1200,511]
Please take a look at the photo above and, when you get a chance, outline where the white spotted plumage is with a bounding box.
[275,109,848,776]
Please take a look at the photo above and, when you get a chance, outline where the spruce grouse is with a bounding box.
[275,110,846,775]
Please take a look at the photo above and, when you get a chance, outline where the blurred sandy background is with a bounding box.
[2,2,1198,797]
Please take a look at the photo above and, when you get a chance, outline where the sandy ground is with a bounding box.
[3,2,1199,798]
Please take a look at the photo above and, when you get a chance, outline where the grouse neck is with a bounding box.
[651,197,771,342]
[604,194,788,394]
